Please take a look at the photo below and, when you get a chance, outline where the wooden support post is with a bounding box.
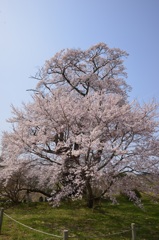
[131,223,136,240]
[0,208,4,235]
[63,229,68,240]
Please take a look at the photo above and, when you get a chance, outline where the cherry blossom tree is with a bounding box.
[1,43,159,208]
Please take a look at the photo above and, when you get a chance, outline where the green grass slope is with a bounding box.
[1,196,159,240]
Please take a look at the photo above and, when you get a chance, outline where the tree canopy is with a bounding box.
[1,43,159,207]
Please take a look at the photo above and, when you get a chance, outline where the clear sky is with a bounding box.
[0,0,159,136]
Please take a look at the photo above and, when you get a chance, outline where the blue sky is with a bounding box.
[0,0,159,136]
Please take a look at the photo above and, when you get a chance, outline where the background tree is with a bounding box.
[1,43,159,208]
[0,158,54,203]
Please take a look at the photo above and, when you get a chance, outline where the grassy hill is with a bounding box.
[1,196,159,239]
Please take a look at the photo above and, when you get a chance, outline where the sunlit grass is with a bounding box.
[1,196,159,239]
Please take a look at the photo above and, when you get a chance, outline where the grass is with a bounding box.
[1,196,159,239]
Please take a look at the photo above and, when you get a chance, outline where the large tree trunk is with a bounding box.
[87,197,94,208]
[86,180,94,208]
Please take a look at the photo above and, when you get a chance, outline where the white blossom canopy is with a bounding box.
[1,43,159,207]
